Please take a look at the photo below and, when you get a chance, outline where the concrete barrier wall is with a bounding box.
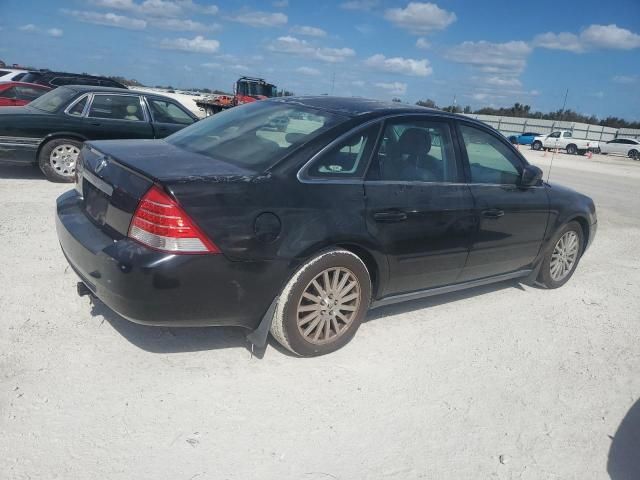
[463,114,637,141]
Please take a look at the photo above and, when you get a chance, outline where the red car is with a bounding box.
[0,81,51,107]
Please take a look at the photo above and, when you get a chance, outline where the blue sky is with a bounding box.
[1,0,639,119]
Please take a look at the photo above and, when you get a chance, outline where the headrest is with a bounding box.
[126,105,138,114]
[396,128,432,155]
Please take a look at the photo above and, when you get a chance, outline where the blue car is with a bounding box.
[508,132,542,145]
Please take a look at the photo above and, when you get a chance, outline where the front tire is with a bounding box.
[532,141,542,151]
[629,149,639,160]
[537,221,584,289]
[566,144,577,155]
[270,249,371,356]
[38,138,83,182]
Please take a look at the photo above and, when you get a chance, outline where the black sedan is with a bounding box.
[0,85,198,182]
[56,97,597,356]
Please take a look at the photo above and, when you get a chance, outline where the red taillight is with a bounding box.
[128,185,220,254]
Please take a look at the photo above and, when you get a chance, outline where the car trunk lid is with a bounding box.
[77,139,257,238]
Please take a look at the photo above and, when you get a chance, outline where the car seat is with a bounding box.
[382,128,443,181]
[125,104,141,121]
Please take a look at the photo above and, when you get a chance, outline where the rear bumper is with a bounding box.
[56,190,288,328]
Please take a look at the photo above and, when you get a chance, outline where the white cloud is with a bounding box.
[228,10,287,27]
[47,28,64,37]
[90,0,218,17]
[364,53,432,77]
[150,18,218,31]
[273,0,289,6]
[160,35,220,53]
[384,2,456,35]
[534,24,640,52]
[19,24,63,37]
[484,76,522,87]
[201,62,221,68]
[375,81,407,95]
[340,0,379,10]
[445,40,531,75]
[581,24,640,50]
[268,36,355,62]
[296,66,321,76]
[291,25,327,37]
[416,37,430,49]
[64,10,147,29]
[533,32,584,52]
[612,74,638,84]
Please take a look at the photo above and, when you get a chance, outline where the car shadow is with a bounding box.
[0,164,43,180]
[89,298,261,356]
[608,398,640,480]
[366,279,524,322]
[88,279,528,358]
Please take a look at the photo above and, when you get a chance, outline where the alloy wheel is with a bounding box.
[296,267,361,345]
[50,144,80,177]
[550,231,579,282]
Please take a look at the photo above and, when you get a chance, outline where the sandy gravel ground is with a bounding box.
[0,149,638,480]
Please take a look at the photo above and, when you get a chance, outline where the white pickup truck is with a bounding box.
[531,130,599,155]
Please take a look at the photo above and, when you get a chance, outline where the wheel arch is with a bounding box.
[335,242,383,299]
[36,132,88,159]
[567,215,591,253]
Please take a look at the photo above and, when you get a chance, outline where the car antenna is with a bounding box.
[547,88,569,183]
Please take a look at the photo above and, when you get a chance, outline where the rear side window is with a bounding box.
[148,98,194,125]
[375,119,458,183]
[88,95,144,121]
[0,70,9,76]
[67,96,88,116]
[307,124,380,178]
[460,124,522,185]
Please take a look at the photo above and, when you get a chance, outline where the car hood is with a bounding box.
[87,139,259,183]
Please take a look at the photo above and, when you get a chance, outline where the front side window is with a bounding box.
[88,95,144,121]
[460,124,522,185]
[548,132,560,138]
[148,98,194,125]
[375,119,458,182]
[307,124,380,178]
[166,100,346,170]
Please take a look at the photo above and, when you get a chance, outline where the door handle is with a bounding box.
[90,122,102,126]
[373,210,408,222]
[482,209,505,219]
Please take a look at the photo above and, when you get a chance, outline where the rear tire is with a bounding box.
[537,221,584,289]
[270,249,371,356]
[566,144,577,155]
[38,138,83,183]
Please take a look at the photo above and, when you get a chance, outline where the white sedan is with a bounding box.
[599,138,640,160]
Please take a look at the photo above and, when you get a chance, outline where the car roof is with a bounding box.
[269,95,488,126]
[61,85,148,94]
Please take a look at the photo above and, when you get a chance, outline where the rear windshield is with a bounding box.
[19,72,41,83]
[166,100,347,170]
[28,86,77,113]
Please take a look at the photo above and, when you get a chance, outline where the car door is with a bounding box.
[82,93,154,140]
[364,116,475,296]
[145,97,196,138]
[544,131,560,149]
[456,122,549,281]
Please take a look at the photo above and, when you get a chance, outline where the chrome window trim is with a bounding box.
[296,112,533,186]
[86,93,149,122]
[64,93,92,117]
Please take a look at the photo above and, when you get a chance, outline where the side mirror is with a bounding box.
[520,164,543,187]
